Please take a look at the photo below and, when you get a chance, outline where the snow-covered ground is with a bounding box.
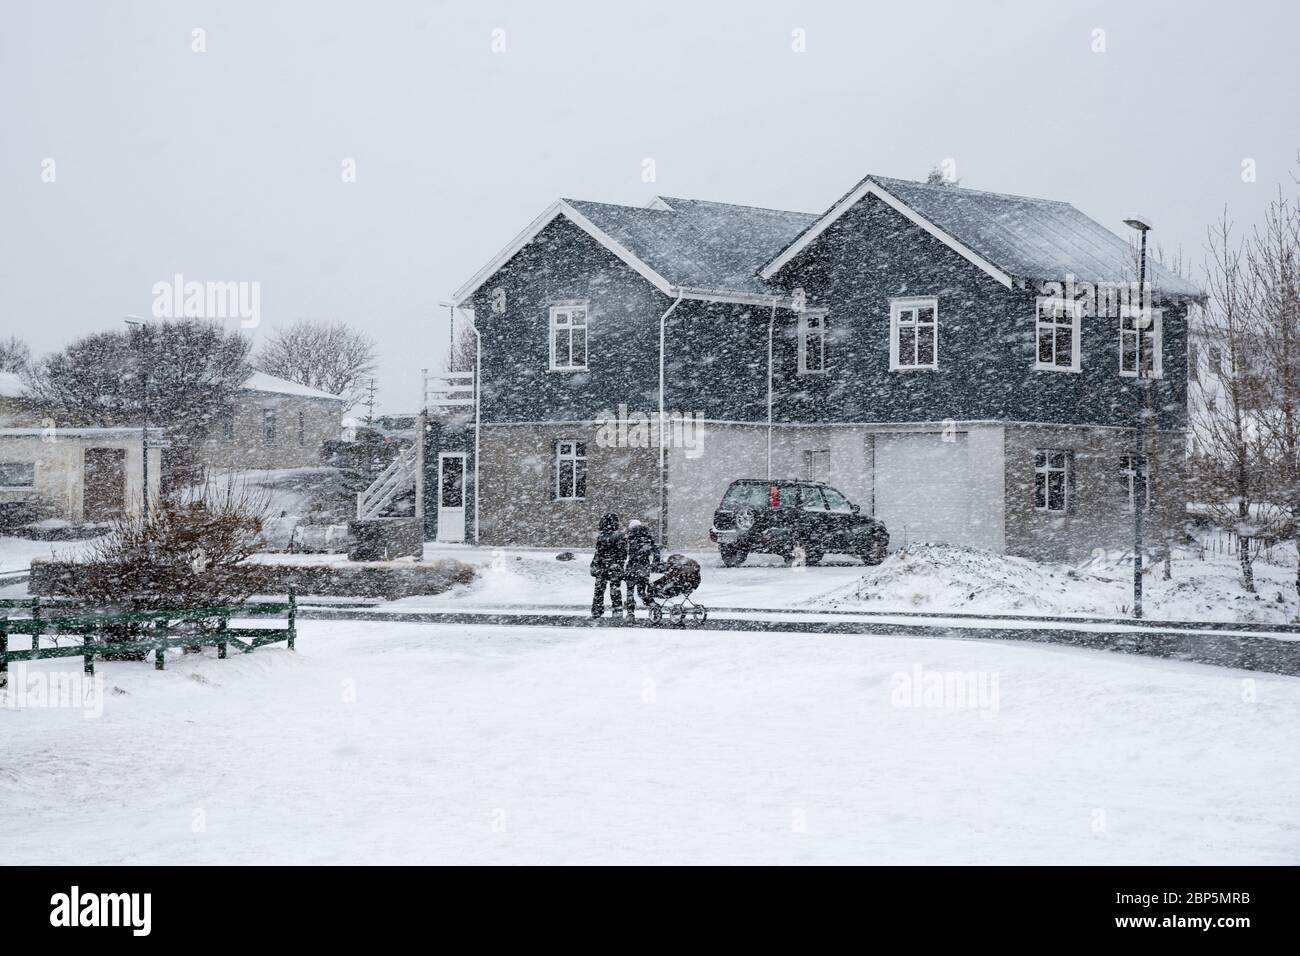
[3,620,1296,865]
[409,540,1300,625]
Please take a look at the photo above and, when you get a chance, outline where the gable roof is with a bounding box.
[244,371,346,402]
[451,197,815,307]
[454,173,1204,308]
[0,371,31,399]
[564,197,818,298]
[762,174,1203,300]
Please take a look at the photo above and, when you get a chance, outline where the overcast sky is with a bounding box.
[3,0,1297,412]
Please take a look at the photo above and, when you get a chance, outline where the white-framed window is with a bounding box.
[801,449,830,480]
[798,310,828,375]
[890,297,939,371]
[1188,342,1200,382]
[1118,454,1150,512]
[1119,307,1163,378]
[0,462,36,489]
[262,407,277,444]
[1035,296,1082,371]
[549,302,589,371]
[1208,345,1223,378]
[555,440,587,500]
[1034,449,1073,513]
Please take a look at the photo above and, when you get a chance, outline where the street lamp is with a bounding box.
[1123,215,1154,618]
[123,316,151,515]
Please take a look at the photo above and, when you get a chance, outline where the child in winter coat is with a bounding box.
[590,513,627,618]
[622,518,662,618]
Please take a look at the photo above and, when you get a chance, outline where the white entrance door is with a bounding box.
[436,453,467,543]
[873,433,972,547]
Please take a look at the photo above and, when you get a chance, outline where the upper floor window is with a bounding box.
[1035,296,1081,371]
[1034,449,1073,513]
[798,310,828,375]
[1120,307,1163,379]
[555,440,587,500]
[262,408,277,444]
[549,302,588,371]
[890,297,938,371]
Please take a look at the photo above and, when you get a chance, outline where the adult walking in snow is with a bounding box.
[591,512,627,619]
[623,518,662,618]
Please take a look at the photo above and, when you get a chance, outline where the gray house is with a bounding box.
[438,173,1202,562]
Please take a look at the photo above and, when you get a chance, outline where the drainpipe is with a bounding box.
[658,291,684,546]
[767,297,776,478]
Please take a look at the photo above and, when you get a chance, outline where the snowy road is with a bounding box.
[3,620,1297,865]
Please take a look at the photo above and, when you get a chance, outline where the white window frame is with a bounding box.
[1119,307,1163,379]
[801,448,830,481]
[555,440,587,501]
[1033,449,1073,514]
[798,309,829,375]
[889,297,939,371]
[1118,454,1151,513]
[262,407,277,444]
[549,301,589,372]
[1034,296,1082,372]
[0,461,36,490]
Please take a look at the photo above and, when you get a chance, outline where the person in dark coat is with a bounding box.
[622,518,661,617]
[590,513,626,618]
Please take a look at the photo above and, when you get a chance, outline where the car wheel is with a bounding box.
[859,533,888,566]
[720,544,748,567]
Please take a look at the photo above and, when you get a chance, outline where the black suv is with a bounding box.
[709,479,889,567]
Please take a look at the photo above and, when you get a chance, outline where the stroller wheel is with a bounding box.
[650,606,663,625]
[690,605,708,626]
[670,605,687,627]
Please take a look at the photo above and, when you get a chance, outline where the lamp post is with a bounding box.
[123,316,150,515]
[1122,216,1154,618]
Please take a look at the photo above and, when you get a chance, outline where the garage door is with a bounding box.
[873,433,972,547]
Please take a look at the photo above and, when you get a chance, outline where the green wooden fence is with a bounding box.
[0,591,296,687]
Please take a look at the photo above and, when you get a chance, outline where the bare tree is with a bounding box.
[1192,211,1268,591]
[256,320,377,410]
[0,335,31,375]
[1245,183,1300,598]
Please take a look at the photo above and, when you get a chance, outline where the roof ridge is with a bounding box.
[868,173,1075,208]
[657,195,819,217]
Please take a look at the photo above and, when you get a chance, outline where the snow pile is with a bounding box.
[818,542,1300,623]
[818,544,1110,615]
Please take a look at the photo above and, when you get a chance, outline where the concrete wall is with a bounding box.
[200,393,343,470]
[0,431,161,524]
[1003,424,1186,563]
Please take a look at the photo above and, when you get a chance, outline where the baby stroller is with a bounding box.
[645,554,708,627]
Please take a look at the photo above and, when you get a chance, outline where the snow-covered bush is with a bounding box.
[60,482,269,657]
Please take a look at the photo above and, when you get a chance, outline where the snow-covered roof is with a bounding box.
[456,173,1205,307]
[0,371,31,399]
[243,371,346,402]
[563,197,819,298]
[764,174,1204,299]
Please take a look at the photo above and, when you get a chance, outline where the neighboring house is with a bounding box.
[437,173,1203,562]
[0,373,162,528]
[201,371,347,471]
